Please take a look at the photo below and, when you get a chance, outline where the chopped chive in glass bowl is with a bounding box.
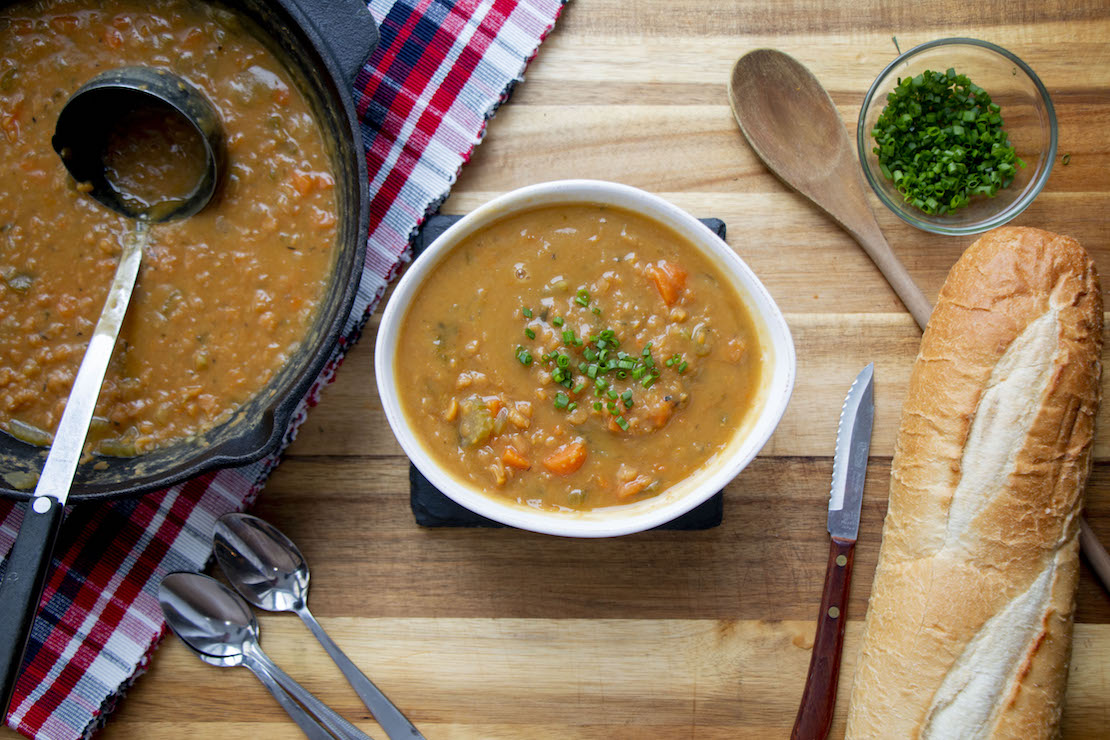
[858,38,1057,236]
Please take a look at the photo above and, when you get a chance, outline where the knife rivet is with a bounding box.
[836,555,847,567]
[828,606,840,619]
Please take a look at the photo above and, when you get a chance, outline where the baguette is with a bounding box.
[845,227,1102,739]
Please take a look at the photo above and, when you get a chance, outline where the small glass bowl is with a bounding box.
[857,38,1057,236]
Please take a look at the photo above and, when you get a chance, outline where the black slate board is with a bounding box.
[407,213,727,530]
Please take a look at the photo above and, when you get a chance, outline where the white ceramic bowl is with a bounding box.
[375,180,795,537]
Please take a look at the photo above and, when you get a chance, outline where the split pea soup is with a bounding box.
[396,204,764,512]
[0,0,337,458]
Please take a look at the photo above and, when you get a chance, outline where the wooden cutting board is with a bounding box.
[66,1,1110,738]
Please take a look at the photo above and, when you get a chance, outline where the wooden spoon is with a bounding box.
[728,48,932,327]
[729,46,1110,739]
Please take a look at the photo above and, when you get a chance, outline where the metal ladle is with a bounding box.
[0,67,225,714]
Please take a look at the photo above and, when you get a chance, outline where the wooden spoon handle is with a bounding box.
[1081,518,1110,588]
[853,226,933,331]
[838,204,934,331]
[791,537,855,740]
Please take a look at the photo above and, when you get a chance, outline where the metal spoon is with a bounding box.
[158,572,372,740]
[0,68,224,714]
[727,48,1110,593]
[213,513,425,740]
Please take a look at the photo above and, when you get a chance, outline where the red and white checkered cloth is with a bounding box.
[0,0,565,736]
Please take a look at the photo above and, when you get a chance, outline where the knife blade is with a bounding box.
[791,363,875,740]
[827,362,874,541]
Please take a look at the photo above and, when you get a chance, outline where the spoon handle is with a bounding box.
[245,649,372,740]
[850,218,933,331]
[245,663,336,740]
[296,606,425,739]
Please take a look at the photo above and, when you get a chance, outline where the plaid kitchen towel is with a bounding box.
[0,0,566,737]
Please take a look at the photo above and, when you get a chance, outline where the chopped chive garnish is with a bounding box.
[607,401,617,413]
[573,382,586,394]
[592,307,601,315]
[557,354,570,369]
[678,361,688,373]
[554,392,569,409]
[587,364,599,378]
[578,362,588,373]
[593,401,602,411]
[642,376,657,389]
[562,329,575,344]
[631,366,645,379]
[553,316,564,327]
[616,416,629,430]
[871,68,1023,215]
[522,307,533,318]
[516,346,533,365]
[525,328,536,340]
[568,402,577,412]
[575,288,590,307]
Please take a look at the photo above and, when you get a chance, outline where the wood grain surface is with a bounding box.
[17,1,1110,738]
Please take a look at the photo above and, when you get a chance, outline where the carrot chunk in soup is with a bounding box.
[646,260,687,306]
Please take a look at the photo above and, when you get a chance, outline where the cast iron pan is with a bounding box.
[0,0,377,503]
[0,0,379,715]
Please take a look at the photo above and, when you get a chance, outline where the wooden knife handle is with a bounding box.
[791,537,855,740]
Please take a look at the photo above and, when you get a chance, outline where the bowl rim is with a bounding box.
[374,179,796,537]
[856,37,1058,236]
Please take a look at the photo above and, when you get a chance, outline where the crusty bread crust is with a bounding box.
[845,227,1102,739]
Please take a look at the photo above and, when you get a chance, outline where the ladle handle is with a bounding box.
[296,606,425,739]
[0,497,65,717]
[246,662,335,740]
[246,648,372,740]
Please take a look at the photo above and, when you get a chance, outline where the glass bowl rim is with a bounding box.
[856,37,1058,236]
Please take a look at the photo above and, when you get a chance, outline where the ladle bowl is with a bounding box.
[52,66,225,222]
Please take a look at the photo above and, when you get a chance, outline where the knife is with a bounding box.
[791,362,875,740]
